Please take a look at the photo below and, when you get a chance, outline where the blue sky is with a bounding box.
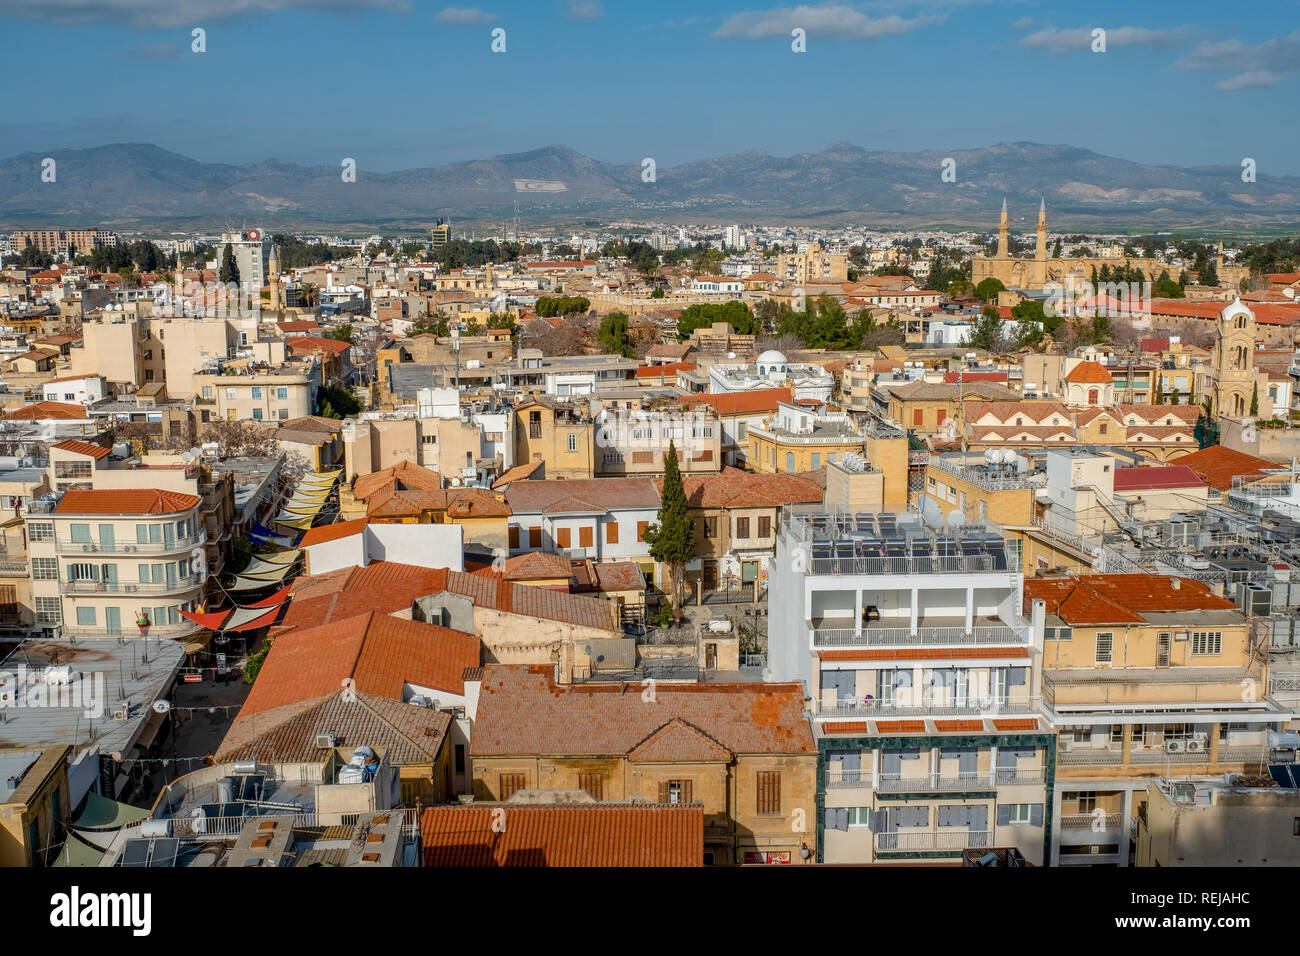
[2,0,1298,174]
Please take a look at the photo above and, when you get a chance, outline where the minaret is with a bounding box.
[996,197,1009,258]
[268,244,281,311]
[1216,240,1225,272]
[1036,197,1048,262]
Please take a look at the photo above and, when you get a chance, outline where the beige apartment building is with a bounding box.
[25,488,207,643]
[193,364,317,424]
[777,243,848,285]
[343,414,491,483]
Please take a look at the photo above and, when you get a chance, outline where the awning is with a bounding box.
[73,790,150,830]
[229,574,289,593]
[249,530,297,548]
[53,832,107,867]
[290,485,332,499]
[133,707,167,751]
[255,550,300,565]
[241,552,300,576]
[177,586,292,631]
[234,564,293,583]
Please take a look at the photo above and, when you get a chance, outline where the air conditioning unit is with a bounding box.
[1186,739,1205,753]
[1167,739,1186,753]
[1089,845,1101,855]
[1060,737,1074,752]
[315,733,338,749]
[125,585,137,593]
[124,545,136,553]
[82,544,94,552]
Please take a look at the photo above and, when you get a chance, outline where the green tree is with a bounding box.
[1052,238,1062,258]
[974,277,1005,303]
[316,386,359,418]
[219,244,240,285]
[650,287,665,299]
[967,306,1005,352]
[676,301,759,340]
[1153,270,1184,298]
[1154,376,1165,404]
[597,311,634,358]
[1250,381,1259,417]
[325,323,354,344]
[642,441,694,617]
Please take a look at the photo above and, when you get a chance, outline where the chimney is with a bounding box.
[1170,578,1181,590]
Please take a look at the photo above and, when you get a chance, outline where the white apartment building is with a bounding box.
[25,488,208,642]
[769,506,1053,865]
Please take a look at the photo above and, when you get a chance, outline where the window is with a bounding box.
[528,527,541,548]
[1294,818,1300,837]
[578,773,604,800]
[703,517,717,539]
[278,408,289,420]
[422,435,437,445]
[277,387,288,399]
[226,387,237,400]
[756,771,781,815]
[758,516,771,538]
[32,558,57,580]
[556,527,571,549]
[579,526,593,548]
[636,521,649,542]
[1190,631,1222,656]
[1095,632,1113,664]
[35,597,61,623]
[606,522,618,544]
[811,453,820,469]
[29,522,53,542]
[454,745,466,774]
[498,773,526,801]
[735,517,750,539]
[75,606,96,626]
[202,386,214,400]
[252,408,263,420]
[1076,792,1098,813]
[69,523,92,543]
[567,433,577,452]
[1044,626,1072,641]
[508,527,520,550]
[660,779,693,804]
[55,461,92,479]
[250,386,263,399]
[1004,803,1032,824]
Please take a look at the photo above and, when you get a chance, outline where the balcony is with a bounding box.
[0,558,29,576]
[1060,812,1122,831]
[1043,665,1267,711]
[62,573,204,595]
[1057,745,1271,767]
[876,829,992,852]
[829,769,1044,792]
[806,552,1018,576]
[56,531,206,555]
[60,621,203,639]
[811,695,1041,719]
[812,622,1024,648]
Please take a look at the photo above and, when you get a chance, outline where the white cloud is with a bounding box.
[435,6,495,25]
[1021,24,1198,54]
[1214,70,1281,91]
[1011,16,1031,29]
[0,0,409,28]
[1175,29,1300,74]
[566,1,602,18]
[713,4,941,40]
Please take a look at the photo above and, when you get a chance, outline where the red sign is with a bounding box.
[182,674,202,683]
[246,229,260,241]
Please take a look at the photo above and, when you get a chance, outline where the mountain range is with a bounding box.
[1,141,1297,233]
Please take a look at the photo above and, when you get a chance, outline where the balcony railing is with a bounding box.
[62,573,204,595]
[0,559,29,575]
[60,621,203,639]
[876,829,992,852]
[1060,812,1122,831]
[929,457,1047,492]
[806,552,1018,576]
[827,768,1044,791]
[1057,745,1271,766]
[812,623,1024,648]
[56,531,206,555]
[812,695,1041,718]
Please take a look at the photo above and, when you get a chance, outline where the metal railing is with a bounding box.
[812,623,1024,647]
[1060,812,1121,831]
[1057,745,1271,766]
[0,559,28,575]
[61,621,202,639]
[876,829,992,851]
[56,532,206,555]
[826,768,1044,790]
[929,456,1047,491]
[62,573,204,595]
[806,552,1019,576]
[812,695,1041,718]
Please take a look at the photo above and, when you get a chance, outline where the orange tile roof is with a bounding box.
[875,720,926,733]
[421,804,703,867]
[1063,361,1114,384]
[287,335,351,356]
[682,387,792,417]
[472,665,815,757]
[300,517,369,546]
[240,610,479,718]
[3,400,88,420]
[821,721,868,735]
[818,647,1029,662]
[992,719,1039,731]
[1172,444,1276,492]
[635,362,696,378]
[491,460,544,488]
[353,459,443,500]
[1025,573,1239,625]
[935,720,984,732]
[51,439,110,460]
[55,488,199,515]
[662,467,824,509]
[1112,465,1204,492]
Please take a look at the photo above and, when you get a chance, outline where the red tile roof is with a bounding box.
[51,439,110,460]
[992,719,1040,731]
[240,610,480,717]
[55,488,199,515]
[661,467,824,509]
[635,362,696,378]
[472,665,815,757]
[353,459,443,499]
[1112,465,1205,492]
[935,720,984,732]
[821,721,868,735]
[682,387,793,417]
[421,804,703,867]
[1024,573,1239,625]
[287,335,351,356]
[300,517,369,547]
[1172,444,1276,492]
[875,720,926,733]
[3,400,88,420]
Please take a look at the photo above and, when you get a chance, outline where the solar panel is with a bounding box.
[120,840,151,867]
[148,838,179,867]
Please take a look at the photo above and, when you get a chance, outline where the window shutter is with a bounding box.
[606,522,618,544]
[578,773,603,801]
[997,804,1011,826]
[557,527,571,549]
[579,526,593,548]
[831,808,849,831]
[938,806,954,827]
[1030,804,1044,827]
[882,752,901,775]
[658,781,670,803]
[508,526,520,549]
[1009,667,1028,686]
[682,779,693,804]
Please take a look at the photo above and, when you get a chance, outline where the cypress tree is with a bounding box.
[644,440,695,617]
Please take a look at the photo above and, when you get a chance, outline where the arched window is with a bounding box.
[1088,388,1099,405]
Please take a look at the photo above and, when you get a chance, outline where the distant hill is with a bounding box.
[1,141,1297,232]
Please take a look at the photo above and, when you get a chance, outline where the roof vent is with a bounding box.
[1170,578,1181,590]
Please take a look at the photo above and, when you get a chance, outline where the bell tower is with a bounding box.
[1213,298,1255,419]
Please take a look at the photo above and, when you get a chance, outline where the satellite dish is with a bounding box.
[190,447,202,458]
[181,452,193,463]
[983,448,998,466]
[948,509,967,530]
[920,495,945,530]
